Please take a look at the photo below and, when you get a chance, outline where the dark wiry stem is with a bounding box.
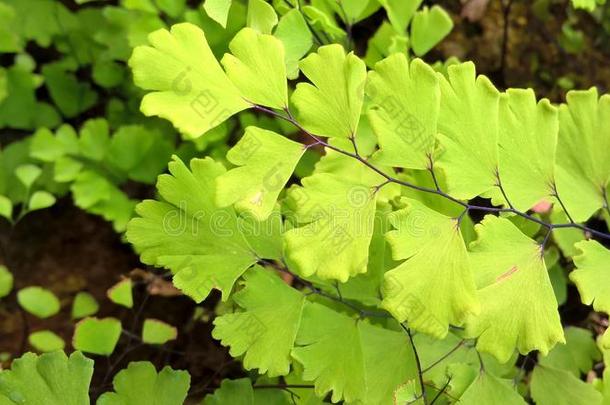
[422,340,465,374]
[551,182,575,224]
[258,259,389,319]
[251,104,610,241]
[401,324,427,404]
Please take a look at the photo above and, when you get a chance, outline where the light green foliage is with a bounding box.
[142,319,177,345]
[247,0,277,34]
[72,292,99,319]
[107,279,133,308]
[213,267,306,376]
[216,127,303,220]
[571,240,610,313]
[28,330,65,352]
[117,18,610,405]
[0,351,93,405]
[458,372,526,405]
[531,365,603,405]
[292,44,366,139]
[15,164,42,188]
[97,362,190,405]
[291,303,416,404]
[497,89,557,211]
[366,55,439,169]
[301,6,346,42]
[466,216,564,362]
[0,194,11,221]
[274,9,313,79]
[572,0,599,11]
[203,378,290,405]
[0,265,13,298]
[73,317,122,356]
[381,199,478,338]
[17,286,61,318]
[378,0,421,31]
[437,62,500,199]
[203,0,233,28]
[555,88,610,221]
[129,23,249,137]
[28,190,56,211]
[410,6,453,56]
[284,172,377,281]
[540,327,601,377]
[126,157,258,302]
[222,28,287,109]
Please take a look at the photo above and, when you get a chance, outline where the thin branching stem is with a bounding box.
[258,259,390,319]
[251,104,610,241]
[421,340,465,374]
[401,324,427,405]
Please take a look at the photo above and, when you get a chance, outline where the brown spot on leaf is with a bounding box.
[496,265,519,282]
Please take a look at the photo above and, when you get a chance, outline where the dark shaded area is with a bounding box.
[0,200,240,401]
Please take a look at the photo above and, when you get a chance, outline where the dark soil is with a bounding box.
[0,199,240,401]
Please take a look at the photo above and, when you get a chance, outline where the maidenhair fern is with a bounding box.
[118,21,610,404]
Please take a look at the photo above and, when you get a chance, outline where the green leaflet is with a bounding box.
[458,371,526,405]
[17,286,60,318]
[203,378,290,405]
[216,127,303,220]
[246,0,277,34]
[539,327,601,377]
[410,6,453,56]
[531,365,603,405]
[284,172,377,282]
[0,265,13,298]
[378,0,421,31]
[291,303,416,404]
[142,319,177,345]
[381,199,478,338]
[274,9,313,79]
[107,279,133,308]
[203,0,232,28]
[555,88,610,222]
[366,55,440,170]
[292,44,366,139]
[73,317,122,356]
[466,215,564,363]
[436,62,500,199]
[28,330,65,352]
[0,351,93,405]
[222,27,288,109]
[301,6,346,42]
[497,89,558,211]
[571,0,598,12]
[213,267,306,377]
[72,292,99,319]
[364,22,408,67]
[129,23,249,138]
[97,362,190,405]
[571,240,610,313]
[126,156,257,302]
